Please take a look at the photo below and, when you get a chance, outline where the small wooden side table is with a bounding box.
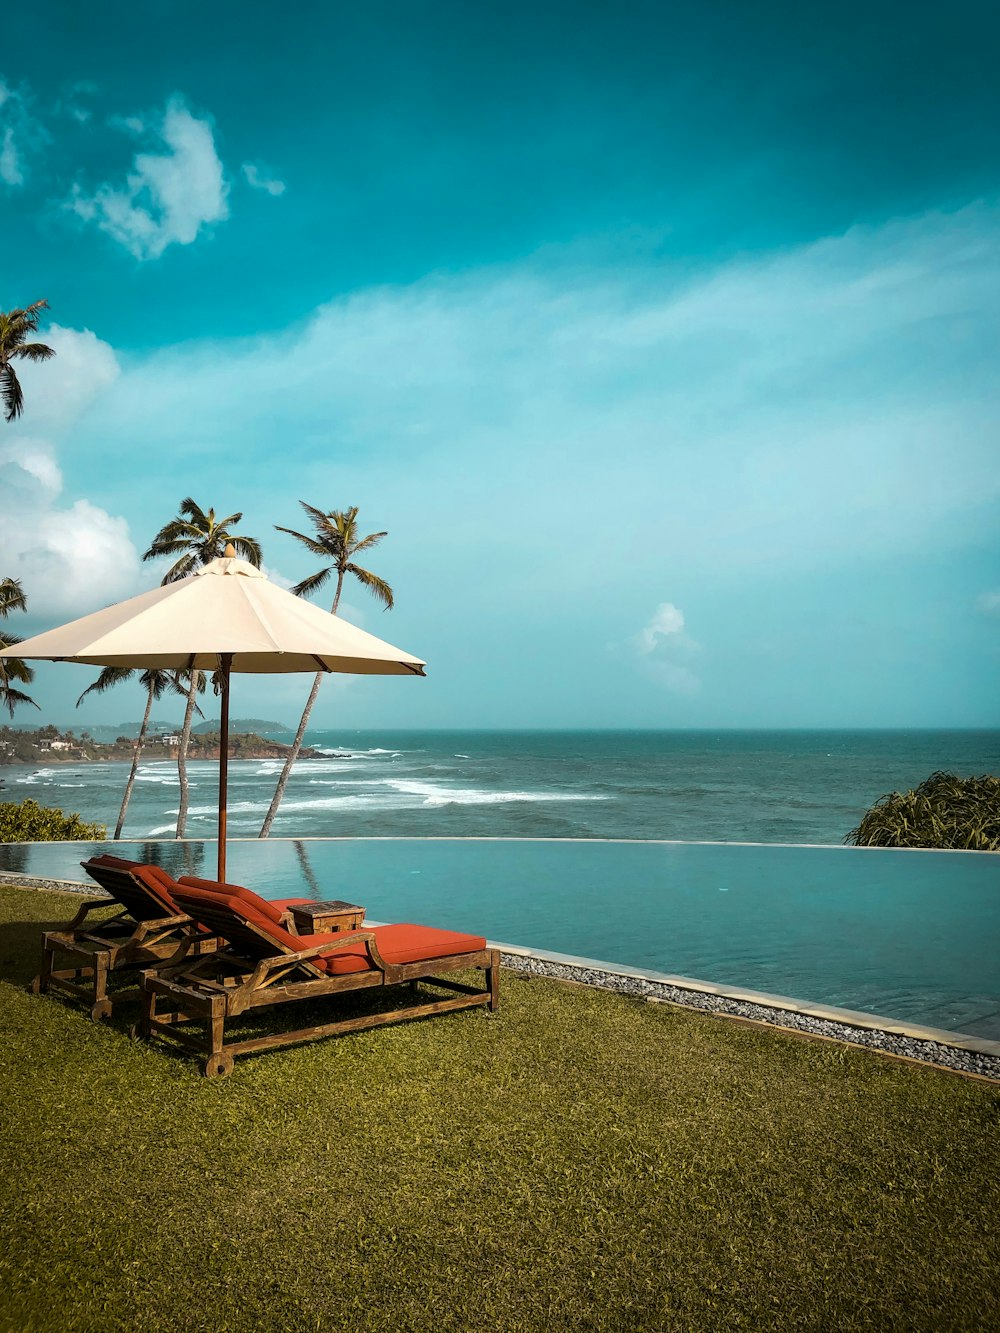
[290,900,365,935]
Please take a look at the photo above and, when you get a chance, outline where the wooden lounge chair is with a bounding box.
[29,856,309,1022]
[139,877,500,1077]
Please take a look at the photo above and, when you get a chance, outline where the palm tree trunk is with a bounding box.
[258,574,344,838]
[258,669,323,838]
[114,680,154,839]
[175,671,201,839]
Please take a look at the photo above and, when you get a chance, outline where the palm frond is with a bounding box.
[2,365,24,422]
[274,526,335,559]
[230,535,263,566]
[161,552,199,584]
[291,566,334,599]
[0,650,35,684]
[76,666,135,707]
[0,577,28,617]
[13,342,56,362]
[178,498,210,527]
[0,685,39,718]
[349,530,388,555]
[346,564,394,609]
[298,500,332,531]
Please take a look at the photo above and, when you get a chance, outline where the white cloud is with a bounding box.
[12,324,121,433]
[0,326,140,618]
[634,602,685,655]
[68,95,229,259]
[242,161,286,196]
[976,591,1000,616]
[0,445,140,618]
[629,603,701,693]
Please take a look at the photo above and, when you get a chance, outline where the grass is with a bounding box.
[1,885,999,1333]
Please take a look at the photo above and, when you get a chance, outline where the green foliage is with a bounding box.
[847,771,1000,851]
[1,884,999,1332]
[0,798,105,842]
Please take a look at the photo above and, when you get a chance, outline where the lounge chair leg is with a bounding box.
[487,950,500,1012]
[140,978,157,1038]
[89,951,112,1021]
[203,996,230,1077]
[31,937,56,995]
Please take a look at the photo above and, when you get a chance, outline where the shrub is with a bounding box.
[0,798,106,842]
[846,771,1000,851]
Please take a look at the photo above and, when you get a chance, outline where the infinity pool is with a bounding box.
[3,837,998,1038]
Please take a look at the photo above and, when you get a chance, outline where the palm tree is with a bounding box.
[76,667,199,839]
[258,503,394,838]
[0,576,39,718]
[142,499,263,838]
[1,300,56,422]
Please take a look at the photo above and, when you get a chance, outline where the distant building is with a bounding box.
[162,734,180,746]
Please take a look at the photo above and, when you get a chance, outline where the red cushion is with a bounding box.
[172,883,321,959]
[86,854,140,870]
[131,864,182,914]
[292,932,373,975]
[371,923,487,965]
[178,876,311,924]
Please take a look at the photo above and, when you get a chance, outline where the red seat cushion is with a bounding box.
[371,923,487,965]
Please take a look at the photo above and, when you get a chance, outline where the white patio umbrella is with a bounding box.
[0,550,425,880]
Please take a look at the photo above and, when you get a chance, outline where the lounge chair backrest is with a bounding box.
[178,875,287,927]
[81,856,181,921]
[172,883,310,963]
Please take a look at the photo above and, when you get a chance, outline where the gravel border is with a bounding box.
[500,953,1000,1083]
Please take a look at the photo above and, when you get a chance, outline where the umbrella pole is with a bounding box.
[218,654,233,883]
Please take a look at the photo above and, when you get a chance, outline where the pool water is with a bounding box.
[3,837,998,1039]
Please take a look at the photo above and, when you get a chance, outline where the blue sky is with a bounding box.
[1,0,998,730]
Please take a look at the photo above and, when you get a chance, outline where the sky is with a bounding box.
[1,0,998,731]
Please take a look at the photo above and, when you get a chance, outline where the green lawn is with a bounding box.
[1,885,998,1333]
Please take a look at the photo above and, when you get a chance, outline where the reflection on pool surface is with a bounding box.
[3,837,999,1039]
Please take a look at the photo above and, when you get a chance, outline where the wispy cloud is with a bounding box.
[976,591,1000,616]
[68,95,229,259]
[241,161,285,196]
[0,77,43,187]
[87,200,1000,578]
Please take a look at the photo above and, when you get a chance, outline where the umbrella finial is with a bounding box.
[224,542,236,559]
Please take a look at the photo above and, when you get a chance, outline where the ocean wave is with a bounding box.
[383,779,608,807]
[217,780,612,814]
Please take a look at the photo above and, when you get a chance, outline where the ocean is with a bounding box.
[3,728,998,845]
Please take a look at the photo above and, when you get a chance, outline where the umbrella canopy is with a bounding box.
[1,553,426,878]
[3,553,426,676]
